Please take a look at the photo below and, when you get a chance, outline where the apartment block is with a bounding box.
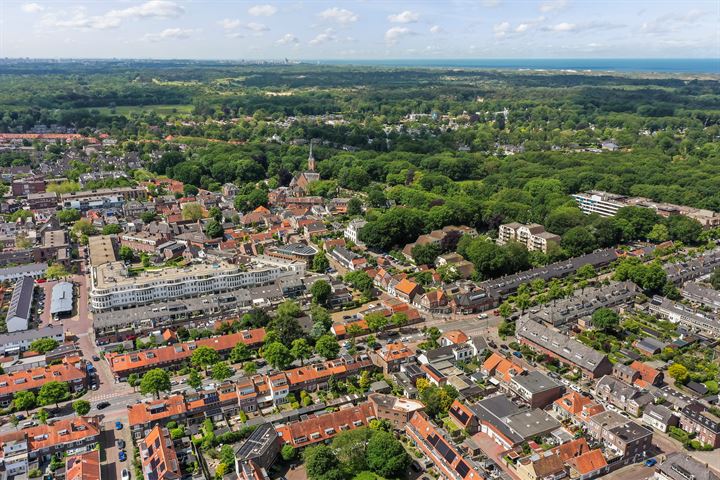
[498,222,561,253]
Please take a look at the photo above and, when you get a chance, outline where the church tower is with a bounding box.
[308,141,316,172]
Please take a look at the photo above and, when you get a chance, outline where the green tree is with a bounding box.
[347,197,363,217]
[45,264,69,280]
[243,361,257,375]
[204,219,224,238]
[304,445,343,480]
[664,215,703,245]
[37,408,49,425]
[211,362,233,381]
[29,338,59,354]
[561,226,597,256]
[13,391,36,414]
[711,268,720,290]
[57,209,81,223]
[312,251,330,273]
[262,342,294,370]
[648,224,670,243]
[281,444,296,462]
[118,245,134,262]
[315,335,340,360]
[128,373,140,391]
[37,381,69,408]
[229,342,251,363]
[187,369,203,389]
[72,400,91,416]
[332,427,373,472]
[290,339,312,366]
[668,363,689,384]
[140,211,157,223]
[72,218,97,237]
[344,270,374,297]
[364,312,388,333]
[102,224,123,235]
[310,279,332,305]
[191,346,221,373]
[182,202,204,221]
[420,384,459,419]
[390,312,408,332]
[366,430,410,478]
[592,308,620,333]
[139,369,172,399]
[411,243,441,265]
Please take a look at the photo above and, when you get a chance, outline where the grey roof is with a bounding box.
[512,371,562,394]
[235,423,278,462]
[516,319,610,374]
[330,246,361,263]
[643,404,677,425]
[0,325,64,344]
[635,337,667,352]
[274,243,318,257]
[504,409,561,439]
[658,453,720,480]
[50,281,73,315]
[0,263,47,278]
[474,395,560,443]
[607,422,653,443]
[6,276,34,322]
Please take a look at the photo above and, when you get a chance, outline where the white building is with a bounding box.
[572,191,625,217]
[344,219,367,246]
[497,222,561,253]
[89,256,304,311]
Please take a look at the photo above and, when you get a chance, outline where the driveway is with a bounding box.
[101,419,132,480]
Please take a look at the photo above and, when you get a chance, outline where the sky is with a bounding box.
[0,0,718,60]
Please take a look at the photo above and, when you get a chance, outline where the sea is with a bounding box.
[318,58,720,74]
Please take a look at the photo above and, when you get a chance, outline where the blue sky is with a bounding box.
[0,0,718,59]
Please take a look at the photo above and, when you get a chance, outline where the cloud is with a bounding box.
[40,0,184,30]
[245,22,269,32]
[385,26,414,45]
[641,9,705,34]
[319,7,357,24]
[493,21,510,37]
[143,27,194,42]
[515,23,529,32]
[388,10,419,24]
[430,25,443,34]
[218,18,241,30]
[248,4,277,17]
[309,28,336,45]
[276,33,299,45]
[482,0,502,6]
[550,22,575,32]
[539,0,568,13]
[543,21,623,33]
[21,3,44,13]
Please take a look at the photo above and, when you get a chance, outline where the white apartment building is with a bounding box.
[89,256,304,311]
[572,191,625,217]
[498,222,561,254]
[344,219,367,246]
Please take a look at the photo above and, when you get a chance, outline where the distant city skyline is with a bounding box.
[0,0,718,60]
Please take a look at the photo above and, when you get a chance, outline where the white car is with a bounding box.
[121,469,130,480]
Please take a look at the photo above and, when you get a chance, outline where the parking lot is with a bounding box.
[100,419,132,480]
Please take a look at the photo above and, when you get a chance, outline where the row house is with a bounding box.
[0,358,87,407]
[0,416,100,476]
[414,289,450,314]
[235,423,281,480]
[482,353,563,408]
[65,450,101,480]
[595,376,653,417]
[664,248,720,285]
[369,342,415,374]
[551,438,610,480]
[612,361,663,388]
[681,282,720,311]
[679,403,720,448]
[586,410,653,463]
[656,453,720,480]
[107,329,266,380]
[649,296,720,336]
[392,278,423,303]
[328,246,367,271]
[641,404,679,433]
[419,336,486,366]
[276,402,376,448]
[552,391,605,425]
[139,426,182,480]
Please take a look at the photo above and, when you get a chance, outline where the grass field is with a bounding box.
[95,104,194,115]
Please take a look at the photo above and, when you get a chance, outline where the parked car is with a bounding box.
[116,439,125,449]
[97,401,111,410]
[121,469,130,480]
[477,313,488,319]
[115,421,123,430]
[644,459,657,467]
[512,351,523,358]
[92,355,100,361]
[500,344,509,350]
[119,451,127,462]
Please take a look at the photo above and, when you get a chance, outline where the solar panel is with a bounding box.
[428,434,440,447]
[456,461,470,478]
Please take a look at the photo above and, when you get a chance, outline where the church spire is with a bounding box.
[308,141,316,172]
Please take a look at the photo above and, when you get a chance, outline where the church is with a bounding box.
[289,142,320,195]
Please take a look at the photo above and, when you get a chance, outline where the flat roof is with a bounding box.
[88,235,116,266]
[50,282,73,315]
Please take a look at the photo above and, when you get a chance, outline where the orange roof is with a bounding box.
[629,361,661,385]
[108,329,265,375]
[554,392,592,416]
[395,278,419,296]
[553,437,590,462]
[277,402,375,447]
[482,352,524,382]
[140,426,181,480]
[380,342,414,362]
[570,449,607,475]
[17,416,100,451]
[284,357,372,386]
[66,450,101,480]
[443,330,469,345]
[332,319,368,336]
[0,360,85,397]
[128,395,187,427]
[253,206,271,214]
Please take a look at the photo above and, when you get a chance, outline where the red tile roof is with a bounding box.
[140,426,181,480]
[0,359,86,397]
[277,402,376,447]
[443,330,469,345]
[128,395,188,427]
[0,416,101,452]
[66,450,101,480]
[570,449,607,475]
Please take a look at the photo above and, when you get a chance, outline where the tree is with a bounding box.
[561,226,597,256]
[390,312,408,332]
[243,361,257,375]
[191,346,221,373]
[37,381,69,408]
[411,243,441,266]
[420,384,459,419]
[304,445,343,480]
[648,224,670,243]
[664,215,703,245]
[187,369,203,389]
[118,245,134,262]
[234,188,268,212]
[182,202,204,220]
[128,373,140,391]
[211,362,233,381]
[57,209,81,223]
[102,224,123,235]
[423,326,442,349]
[204,219,224,239]
[281,444,296,462]
[347,197,363,217]
[72,218,97,237]
[45,264,69,280]
[711,268,720,290]
[139,369,172,399]
[72,400,91,416]
[13,391,36,414]
[315,335,340,360]
[344,271,374,297]
[498,302,513,319]
[366,430,411,478]
[310,280,332,305]
[29,338,59,354]
[576,264,596,280]
[364,312,388,333]
[592,308,620,333]
[263,342,294,370]
[311,252,329,273]
[668,364,689,384]
[291,339,312,366]
[615,206,660,240]
[37,408,49,425]
[229,342,251,363]
[141,211,157,223]
[332,427,372,472]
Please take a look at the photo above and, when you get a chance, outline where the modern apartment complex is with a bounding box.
[89,256,304,311]
[498,222,561,253]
